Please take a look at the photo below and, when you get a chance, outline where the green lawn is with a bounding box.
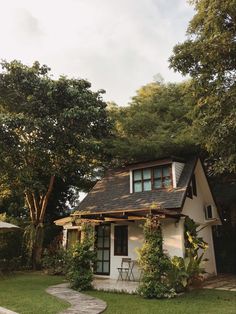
[88,289,236,314]
[0,272,69,314]
[1,273,236,314]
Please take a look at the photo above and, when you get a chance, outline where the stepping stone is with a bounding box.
[46,283,107,314]
[0,307,18,314]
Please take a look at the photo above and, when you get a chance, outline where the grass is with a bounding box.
[1,273,236,314]
[0,272,69,314]
[88,289,236,314]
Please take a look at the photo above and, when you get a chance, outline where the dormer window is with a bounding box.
[133,165,172,192]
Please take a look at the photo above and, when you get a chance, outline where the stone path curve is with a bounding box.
[0,307,18,314]
[46,283,107,314]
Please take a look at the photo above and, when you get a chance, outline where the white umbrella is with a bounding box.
[0,221,20,233]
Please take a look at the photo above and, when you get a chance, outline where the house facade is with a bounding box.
[55,156,220,280]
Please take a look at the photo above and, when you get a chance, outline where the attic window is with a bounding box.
[133,165,172,192]
[186,174,197,199]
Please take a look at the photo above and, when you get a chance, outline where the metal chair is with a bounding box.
[117,258,132,281]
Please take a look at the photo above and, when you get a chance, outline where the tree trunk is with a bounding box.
[25,175,55,269]
[32,224,44,269]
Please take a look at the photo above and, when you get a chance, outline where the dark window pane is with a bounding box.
[186,185,193,199]
[134,181,142,192]
[163,166,170,177]
[133,170,142,181]
[154,179,162,189]
[206,205,213,219]
[143,180,151,191]
[97,237,103,247]
[104,225,110,237]
[103,250,109,260]
[97,249,103,260]
[97,227,103,236]
[114,225,128,256]
[143,169,151,179]
[192,174,197,196]
[104,237,110,248]
[96,261,103,273]
[103,262,109,273]
[154,168,162,178]
[163,177,171,188]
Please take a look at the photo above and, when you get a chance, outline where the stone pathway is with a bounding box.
[93,278,138,294]
[46,283,107,314]
[203,274,236,291]
[0,307,18,314]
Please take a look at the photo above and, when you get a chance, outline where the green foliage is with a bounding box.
[137,217,175,299]
[169,255,206,292]
[169,0,236,173]
[0,214,24,272]
[107,81,199,165]
[0,60,111,266]
[184,217,208,258]
[42,248,70,275]
[168,217,208,292]
[0,60,110,191]
[67,223,96,291]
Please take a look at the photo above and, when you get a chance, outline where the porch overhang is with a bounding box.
[71,207,185,223]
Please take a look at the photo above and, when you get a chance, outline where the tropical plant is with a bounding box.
[184,217,208,259]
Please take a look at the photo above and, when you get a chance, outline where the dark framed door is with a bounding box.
[95,224,110,275]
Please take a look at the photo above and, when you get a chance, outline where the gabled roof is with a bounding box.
[73,156,197,215]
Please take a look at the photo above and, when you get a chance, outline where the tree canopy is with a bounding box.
[107,80,199,165]
[169,0,236,173]
[0,60,111,266]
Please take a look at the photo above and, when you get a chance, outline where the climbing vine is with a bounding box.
[67,222,96,291]
[137,216,175,298]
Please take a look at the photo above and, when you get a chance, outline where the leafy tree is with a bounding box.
[0,60,110,268]
[107,81,199,165]
[169,0,236,173]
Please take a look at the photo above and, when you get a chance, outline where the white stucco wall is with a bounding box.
[104,219,185,279]
[109,221,144,279]
[162,218,185,258]
[182,159,218,276]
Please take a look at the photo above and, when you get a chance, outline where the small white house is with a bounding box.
[55,156,220,279]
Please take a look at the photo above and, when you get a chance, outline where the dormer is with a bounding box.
[129,158,185,193]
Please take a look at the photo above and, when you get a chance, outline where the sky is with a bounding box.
[0,0,194,106]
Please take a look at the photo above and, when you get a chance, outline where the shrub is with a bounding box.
[137,217,176,299]
[67,223,96,291]
[41,232,69,275]
[0,223,24,272]
[42,248,70,275]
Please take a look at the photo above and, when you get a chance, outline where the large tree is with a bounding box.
[0,60,110,267]
[107,80,199,165]
[169,0,236,173]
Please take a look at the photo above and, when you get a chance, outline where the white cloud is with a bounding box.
[0,0,194,105]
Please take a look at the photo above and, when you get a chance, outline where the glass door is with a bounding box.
[95,224,110,275]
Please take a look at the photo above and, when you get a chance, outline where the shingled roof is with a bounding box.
[74,157,197,215]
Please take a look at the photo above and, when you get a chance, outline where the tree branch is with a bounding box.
[25,191,36,224]
[39,175,55,222]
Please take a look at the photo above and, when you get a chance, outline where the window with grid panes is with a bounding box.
[133,165,172,192]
